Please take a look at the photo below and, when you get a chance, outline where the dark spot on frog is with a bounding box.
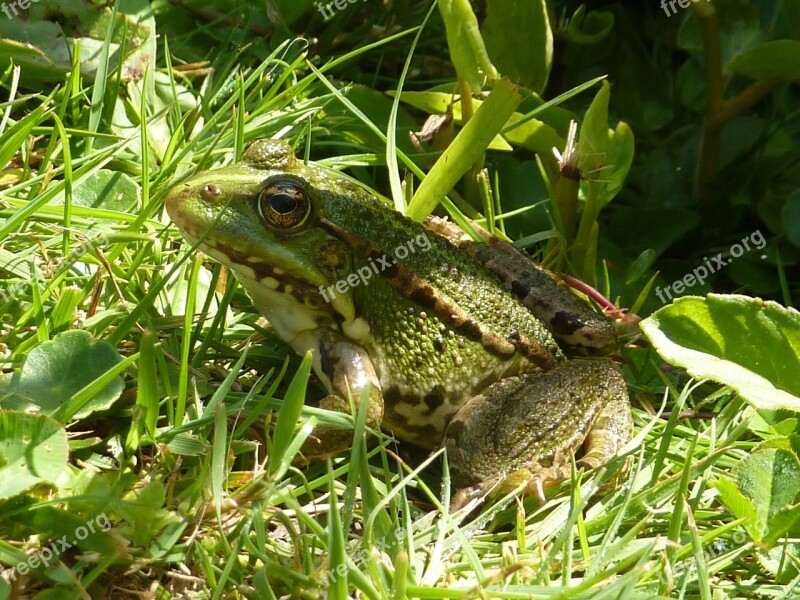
[370,252,398,278]
[318,335,338,382]
[383,385,403,406]
[424,385,446,413]
[433,336,445,353]
[511,279,531,299]
[551,310,584,337]
[458,319,484,343]
[409,286,437,310]
[507,329,558,369]
[445,419,465,442]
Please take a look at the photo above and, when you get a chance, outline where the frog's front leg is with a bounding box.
[444,359,631,510]
[291,329,384,465]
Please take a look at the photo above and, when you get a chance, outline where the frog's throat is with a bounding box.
[195,239,362,344]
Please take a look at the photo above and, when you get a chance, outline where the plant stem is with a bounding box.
[692,1,725,201]
[710,80,779,127]
[691,2,779,201]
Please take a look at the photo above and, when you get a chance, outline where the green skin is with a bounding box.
[166,139,632,508]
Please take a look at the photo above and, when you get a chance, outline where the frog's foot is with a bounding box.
[444,359,631,510]
[450,466,569,512]
[287,331,385,466]
[293,388,384,466]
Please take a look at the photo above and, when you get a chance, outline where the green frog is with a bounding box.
[165,139,632,508]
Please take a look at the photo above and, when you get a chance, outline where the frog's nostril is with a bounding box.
[201,184,223,200]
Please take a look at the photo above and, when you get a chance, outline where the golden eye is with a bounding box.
[258,181,310,228]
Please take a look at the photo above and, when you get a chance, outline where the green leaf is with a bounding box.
[0,411,68,500]
[64,169,141,211]
[639,295,800,411]
[438,0,498,93]
[756,543,800,583]
[716,445,800,551]
[578,80,610,181]
[714,476,762,539]
[0,5,155,84]
[407,79,522,221]
[116,480,176,548]
[729,40,800,81]
[734,447,800,523]
[0,330,124,419]
[481,0,552,93]
[566,6,614,45]
[599,120,635,205]
[625,249,656,286]
[781,189,800,248]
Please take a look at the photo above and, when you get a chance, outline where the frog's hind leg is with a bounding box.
[444,359,630,510]
[579,393,633,470]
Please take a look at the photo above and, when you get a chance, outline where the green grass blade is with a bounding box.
[407,79,522,221]
[267,352,313,477]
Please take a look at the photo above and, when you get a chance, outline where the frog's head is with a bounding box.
[165,139,369,340]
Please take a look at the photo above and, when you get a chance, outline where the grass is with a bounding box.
[0,2,798,598]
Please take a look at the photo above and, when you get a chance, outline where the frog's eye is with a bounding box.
[258,181,310,228]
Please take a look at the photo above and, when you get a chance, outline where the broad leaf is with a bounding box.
[640,295,800,411]
[63,169,141,211]
[715,443,800,556]
[481,0,552,93]
[0,411,68,500]
[0,330,124,419]
[729,40,800,81]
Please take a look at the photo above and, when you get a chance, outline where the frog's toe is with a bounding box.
[449,469,558,512]
[450,480,495,513]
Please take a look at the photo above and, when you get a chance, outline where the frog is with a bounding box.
[165,138,633,509]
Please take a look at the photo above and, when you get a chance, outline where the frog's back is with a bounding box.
[317,192,564,445]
